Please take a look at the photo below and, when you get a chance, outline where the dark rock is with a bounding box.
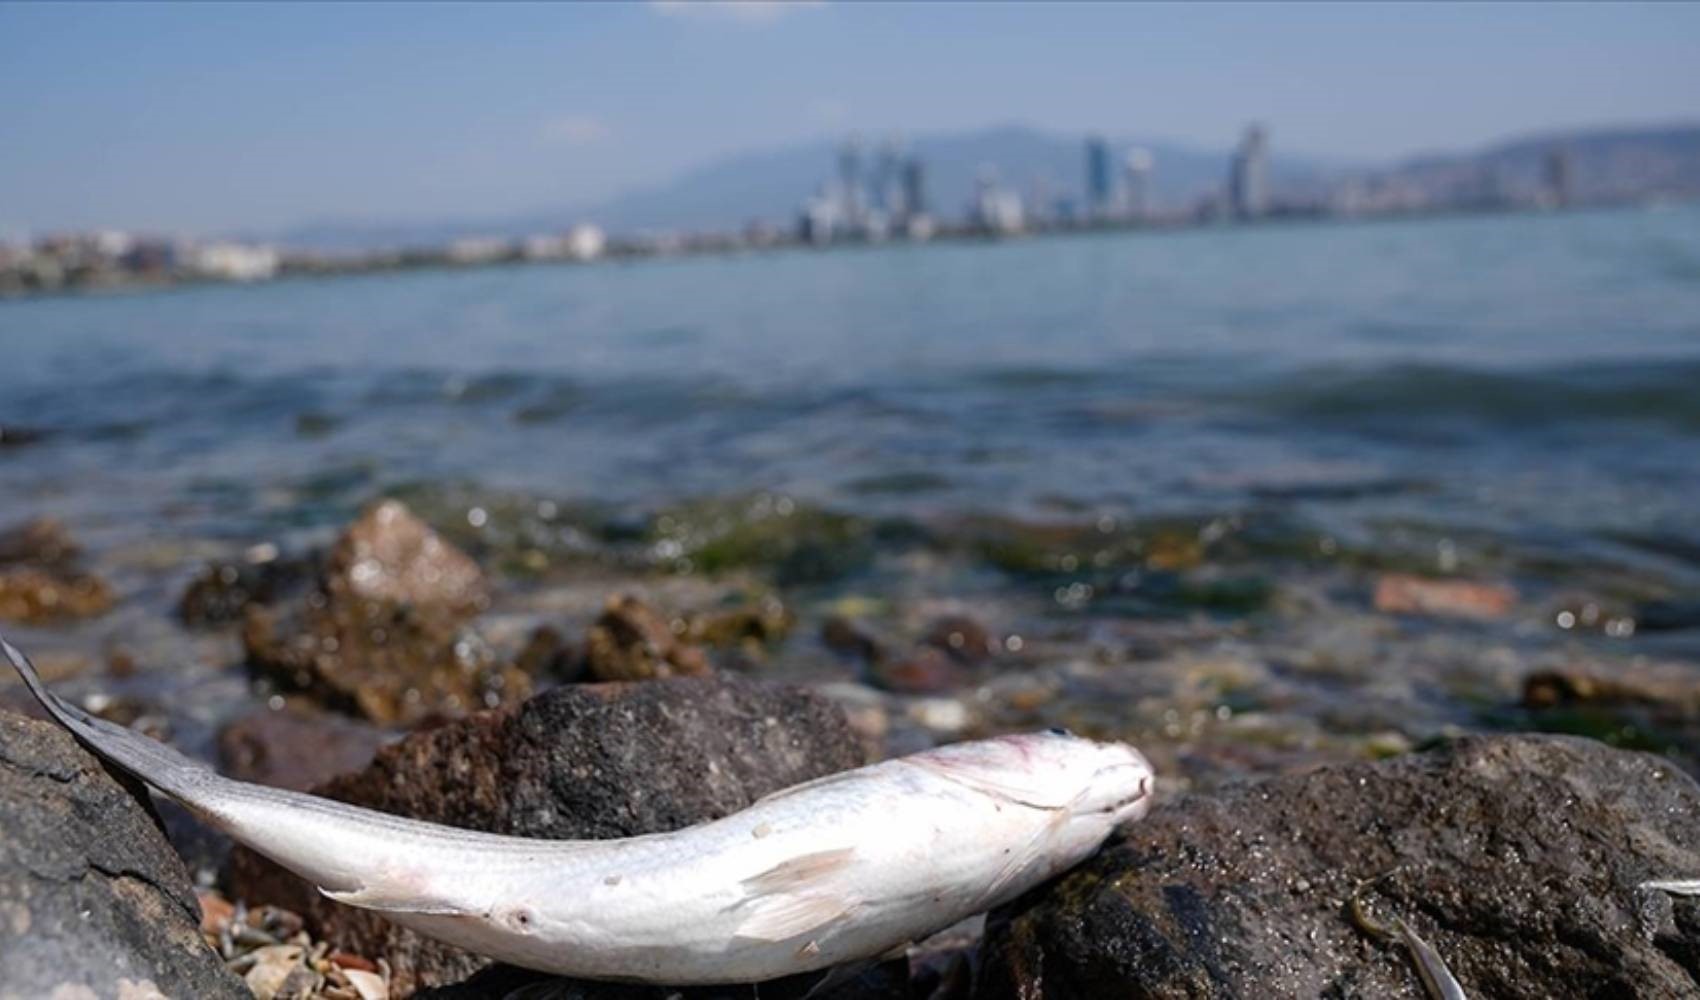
[821,616,885,664]
[0,424,49,448]
[413,960,910,1000]
[178,551,318,628]
[242,595,531,727]
[226,675,864,996]
[513,624,586,682]
[977,734,1700,999]
[922,614,995,665]
[585,593,711,681]
[0,709,247,998]
[0,517,80,568]
[686,595,795,650]
[324,499,490,619]
[217,702,388,792]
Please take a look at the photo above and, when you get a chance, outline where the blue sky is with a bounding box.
[2,2,1696,236]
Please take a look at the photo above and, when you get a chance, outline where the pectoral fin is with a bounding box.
[733,847,858,941]
[320,883,472,916]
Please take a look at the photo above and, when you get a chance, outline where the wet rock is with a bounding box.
[584,593,711,681]
[685,594,795,650]
[178,550,318,628]
[242,596,531,727]
[0,710,247,998]
[325,499,490,619]
[0,566,115,624]
[0,517,80,568]
[977,734,1700,999]
[217,703,388,792]
[226,675,863,995]
[870,646,971,696]
[513,624,585,682]
[822,615,886,664]
[923,614,995,665]
[1372,573,1516,620]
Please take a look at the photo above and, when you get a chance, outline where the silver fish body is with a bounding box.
[3,635,1152,984]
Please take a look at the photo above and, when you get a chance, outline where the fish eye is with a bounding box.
[1046,726,1074,737]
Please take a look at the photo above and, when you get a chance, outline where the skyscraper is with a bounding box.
[1229,124,1269,220]
[901,157,927,220]
[874,139,902,217]
[1123,148,1154,220]
[1085,135,1112,219]
[838,137,865,227]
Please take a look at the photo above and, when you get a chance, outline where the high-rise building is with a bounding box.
[838,137,865,227]
[1229,124,1270,220]
[901,157,927,220]
[874,139,902,217]
[1123,148,1154,220]
[1085,135,1112,219]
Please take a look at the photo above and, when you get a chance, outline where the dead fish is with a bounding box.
[2,633,1153,985]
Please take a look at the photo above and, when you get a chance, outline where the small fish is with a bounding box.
[1,634,1153,985]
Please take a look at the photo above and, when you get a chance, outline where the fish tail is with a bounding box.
[1,632,216,803]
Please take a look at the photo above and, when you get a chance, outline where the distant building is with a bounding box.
[901,157,927,220]
[565,224,605,261]
[1085,134,1113,219]
[973,167,1025,235]
[1229,124,1270,220]
[190,242,278,281]
[874,139,903,217]
[1545,147,1575,208]
[838,137,865,228]
[1123,148,1154,220]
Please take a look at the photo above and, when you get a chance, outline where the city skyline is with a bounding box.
[2,2,1698,236]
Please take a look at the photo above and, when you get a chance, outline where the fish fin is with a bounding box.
[319,882,473,916]
[734,847,858,942]
[735,891,853,943]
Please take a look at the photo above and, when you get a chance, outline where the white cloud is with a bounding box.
[650,1,824,25]
[540,114,611,146]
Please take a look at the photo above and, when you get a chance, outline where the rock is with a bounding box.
[512,624,585,682]
[178,551,318,628]
[1372,573,1516,620]
[685,595,794,650]
[0,518,115,625]
[977,735,1700,999]
[324,499,489,619]
[821,616,885,663]
[871,647,970,695]
[242,596,531,727]
[0,424,49,448]
[0,710,247,998]
[226,675,864,995]
[0,566,115,624]
[217,703,388,792]
[584,593,711,681]
[0,517,80,568]
[923,614,995,665]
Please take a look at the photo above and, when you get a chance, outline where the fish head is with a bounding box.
[912,728,1155,829]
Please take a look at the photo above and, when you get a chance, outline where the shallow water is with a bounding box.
[3,204,1700,781]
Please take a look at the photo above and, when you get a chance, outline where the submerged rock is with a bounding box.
[217,703,388,792]
[584,593,711,681]
[0,710,247,998]
[0,517,115,625]
[225,675,864,996]
[1373,573,1516,620]
[0,424,49,448]
[977,734,1700,999]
